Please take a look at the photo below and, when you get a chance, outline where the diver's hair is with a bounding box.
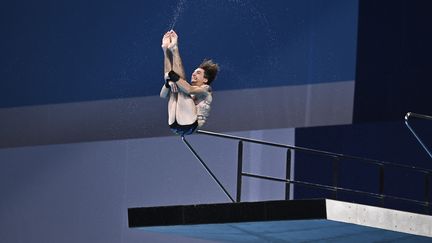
[199,59,219,85]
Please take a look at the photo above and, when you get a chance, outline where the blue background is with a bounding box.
[0,0,358,107]
[2,1,432,242]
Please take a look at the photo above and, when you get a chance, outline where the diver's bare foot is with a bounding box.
[161,32,171,50]
[168,30,178,51]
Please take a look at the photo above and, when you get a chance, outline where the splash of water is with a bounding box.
[168,0,187,30]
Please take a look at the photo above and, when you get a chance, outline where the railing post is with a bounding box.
[425,172,431,214]
[236,140,243,203]
[332,157,339,199]
[379,164,385,206]
[285,149,292,200]
[405,112,432,160]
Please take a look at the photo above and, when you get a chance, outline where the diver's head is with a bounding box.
[191,68,207,86]
[193,59,219,86]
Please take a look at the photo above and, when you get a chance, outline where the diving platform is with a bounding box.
[128,199,432,242]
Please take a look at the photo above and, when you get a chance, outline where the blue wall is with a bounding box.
[0,0,358,107]
[295,121,431,213]
[292,0,432,211]
[354,0,432,122]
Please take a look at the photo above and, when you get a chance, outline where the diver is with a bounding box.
[160,30,219,136]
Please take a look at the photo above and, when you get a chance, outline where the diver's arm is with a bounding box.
[167,70,207,95]
[176,78,208,95]
[160,85,170,98]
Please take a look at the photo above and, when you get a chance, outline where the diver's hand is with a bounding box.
[168,81,178,93]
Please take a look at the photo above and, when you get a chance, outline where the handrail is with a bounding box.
[406,112,432,121]
[196,129,432,213]
[405,112,432,160]
[196,130,432,173]
[242,172,428,206]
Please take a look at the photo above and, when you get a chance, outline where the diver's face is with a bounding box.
[191,68,208,86]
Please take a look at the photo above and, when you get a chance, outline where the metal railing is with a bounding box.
[182,135,235,202]
[189,129,432,214]
[405,112,432,160]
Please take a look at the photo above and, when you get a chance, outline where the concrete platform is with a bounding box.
[128,199,432,242]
